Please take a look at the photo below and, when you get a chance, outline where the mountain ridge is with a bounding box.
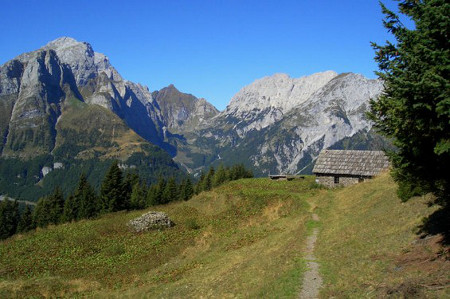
[0,37,388,199]
[0,37,185,201]
[173,71,385,175]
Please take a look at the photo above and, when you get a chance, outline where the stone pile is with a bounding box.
[128,211,175,232]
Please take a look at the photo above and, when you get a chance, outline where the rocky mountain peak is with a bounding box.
[225,70,338,116]
[152,85,219,132]
[214,70,339,136]
[40,36,121,86]
[44,37,88,50]
[157,84,183,97]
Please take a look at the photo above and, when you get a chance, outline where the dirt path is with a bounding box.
[299,213,323,299]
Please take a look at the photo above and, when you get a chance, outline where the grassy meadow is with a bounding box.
[0,174,448,298]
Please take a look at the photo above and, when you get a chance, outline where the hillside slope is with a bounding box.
[0,174,447,297]
[0,178,316,297]
[315,174,449,298]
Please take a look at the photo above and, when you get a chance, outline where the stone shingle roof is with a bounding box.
[312,150,390,177]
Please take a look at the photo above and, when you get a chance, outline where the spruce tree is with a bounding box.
[123,173,140,210]
[203,167,214,191]
[162,177,178,204]
[130,182,146,210]
[184,177,194,201]
[100,161,125,213]
[48,187,64,225]
[369,1,449,202]
[156,177,166,204]
[17,204,34,233]
[195,171,206,194]
[76,174,99,219]
[0,199,20,240]
[178,179,187,201]
[62,194,78,223]
[146,184,159,207]
[213,164,227,187]
[33,196,51,228]
[34,187,65,228]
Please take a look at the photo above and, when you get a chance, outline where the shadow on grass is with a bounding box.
[418,203,450,246]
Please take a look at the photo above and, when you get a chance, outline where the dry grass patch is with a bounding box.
[315,173,450,298]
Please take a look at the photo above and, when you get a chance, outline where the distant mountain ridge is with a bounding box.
[173,72,387,175]
[0,37,388,199]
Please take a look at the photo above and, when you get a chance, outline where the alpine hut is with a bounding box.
[312,150,390,188]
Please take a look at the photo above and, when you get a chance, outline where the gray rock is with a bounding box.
[128,211,175,232]
[173,72,385,176]
[152,84,219,133]
[0,37,174,158]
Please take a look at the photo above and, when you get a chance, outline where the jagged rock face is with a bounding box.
[0,37,171,158]
[177,72,385,175]
[0,38,186,201]
[152,84,218,133]
[0,49,75,157]
[220,71,337,136]
[1,36,386,178]
[247,73,384,174]
[41,37,123,88]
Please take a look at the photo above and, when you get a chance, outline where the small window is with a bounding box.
[334,176,339,184]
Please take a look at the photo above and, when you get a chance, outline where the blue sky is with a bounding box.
[0,0,402,110]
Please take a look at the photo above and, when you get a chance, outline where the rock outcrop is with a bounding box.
[128,211,175,232]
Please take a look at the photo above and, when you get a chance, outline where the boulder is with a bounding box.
[128,211,175,232]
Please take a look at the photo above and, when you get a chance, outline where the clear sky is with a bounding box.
[0,0,402,111]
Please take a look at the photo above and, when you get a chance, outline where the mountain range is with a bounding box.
[0,37,389,199]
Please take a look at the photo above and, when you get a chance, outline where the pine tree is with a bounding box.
[146,184,159,207]
[162,177,178,204]
[184,177,194,201]
[33,196,52,228]
[47,187,65,225]
[369,1,449,202]
[17,204,34,233]
[100,161,125,213]
[0,199,20,240]
[123,173,140,210]
[62,194,78,222]
[213,164,227,187]
[195,171,206,194]
[130,182,146,210]
[178,179,186,201]
[76,174,99,219]
[203,167,214,191]
[34,187,65,228]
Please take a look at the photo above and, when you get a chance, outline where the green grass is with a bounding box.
[314,173,449,298]
[0,177,317,298]
[0,174,448,298]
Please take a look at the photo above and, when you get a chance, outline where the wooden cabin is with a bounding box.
[312,150,390,188]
